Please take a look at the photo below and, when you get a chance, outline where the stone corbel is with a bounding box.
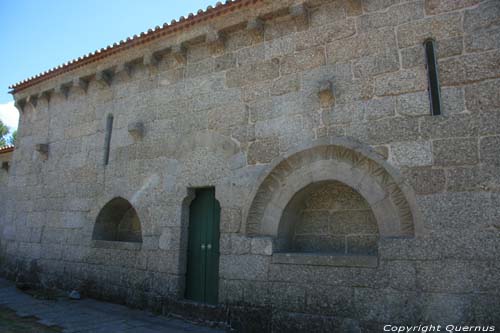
[1,161,9,171]
[55,83,71,99]
[116,62,133,77]
[143,50,162,68]
[35,143,49,156]
[14,98,26,113]
[74,77,90,93]
[318,80,334,107]
[246,18,264,41]
[95,69,114,87]
[206,29,225,54]
[128,121,144,139]
[171,44,187,65]
[27,95,38,109]
[38,90,52,104]
[290,3,309,26]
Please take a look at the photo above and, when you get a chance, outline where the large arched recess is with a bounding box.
[244,137,424,239]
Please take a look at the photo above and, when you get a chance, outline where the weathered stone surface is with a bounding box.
[397,12,463,48]
[358,1,424,32]
[480,136,500,166]
[403,166,446,194]
[433,138,479,166]
[3,0,500,327]
[390,141,432,167]
[425,0,480,15]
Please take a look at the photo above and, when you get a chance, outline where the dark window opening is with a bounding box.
[424,39,442,116]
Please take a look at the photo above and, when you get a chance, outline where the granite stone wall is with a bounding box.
[1,0,499,330]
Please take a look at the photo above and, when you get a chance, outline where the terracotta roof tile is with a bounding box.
[10,0,260,93]
[0,145,14,154]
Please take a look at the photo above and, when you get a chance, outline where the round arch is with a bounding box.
[244,137,424,238]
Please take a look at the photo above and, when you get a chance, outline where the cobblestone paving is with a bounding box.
[0,278,223,333]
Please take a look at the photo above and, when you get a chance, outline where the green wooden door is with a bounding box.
[185,188,220,304]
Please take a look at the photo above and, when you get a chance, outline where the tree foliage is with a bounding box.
[0,120,9,147]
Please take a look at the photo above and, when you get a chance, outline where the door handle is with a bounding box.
[201,244,206,250]
[207,244,212,250]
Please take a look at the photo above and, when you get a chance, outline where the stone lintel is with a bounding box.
[171,44,187,64]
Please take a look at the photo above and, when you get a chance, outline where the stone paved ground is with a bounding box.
[0,278,224,333]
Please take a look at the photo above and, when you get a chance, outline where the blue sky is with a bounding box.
[0,0,214,135]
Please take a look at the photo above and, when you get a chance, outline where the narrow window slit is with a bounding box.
[104,114,113,165]
[424,39,442,116]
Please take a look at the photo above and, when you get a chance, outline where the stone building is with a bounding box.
[1,0,499,331]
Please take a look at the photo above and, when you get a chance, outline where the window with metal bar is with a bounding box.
[424,39,442,116]
[104,114,113,165]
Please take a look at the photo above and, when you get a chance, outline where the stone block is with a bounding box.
[465,26,500,53]
[271,74,300,96]
[353,50,400,78]
[280,47,326,75]
[417,192,492,231]
[463,0,500,33]
[480,136,500,166]
[374,68,427,97]
[397,12,462,48]
[396,91,430,116]
[425,0,480,15]
[480,111,500,136]
[445,166,492,192]
[361,0,398,12]
[219,254,270,281]
[350,117,420,145]
[416,260,478,293]
[226,59,279,88]
[433,138,478,166]
[220,207,242,233]
[420,114,478,140]
[441,87,465,115]
[295,19,356,51]
[364,97,395,120]
[357,1,424,32]
[248,138,280,164]
[346,235,378,255]
[420,293,473,325]
[465,79,500,113]
[326,27,397,63]
[402,166,445,195]
[264,36,294,60]
[250,237,273,256]
[389,141,432,167]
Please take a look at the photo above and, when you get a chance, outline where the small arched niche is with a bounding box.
[276,181,379,255]
[92,197,142,243]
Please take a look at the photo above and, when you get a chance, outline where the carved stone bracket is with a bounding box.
[172,44,187,64]
[35,143,49,155]
[318,80,334,107]
[290,3,309,26]
[128,121,144,139]
[247,18,264,41]
[143,50,162,68]
[74,77,90,93]
[206,29,225,54]
[27,95,38,109]
[116,62,133,77]
[14,98,26,113]
[38,90,52,104]
[55,83,71,99]
[95,69,114,87]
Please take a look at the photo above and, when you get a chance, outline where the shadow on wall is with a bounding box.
[92,197,142,243]
[276,180,379,255]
